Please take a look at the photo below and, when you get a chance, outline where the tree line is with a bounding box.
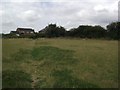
[2,21,120,40]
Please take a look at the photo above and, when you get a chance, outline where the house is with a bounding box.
[16,28,35,35]
[9,28,35,37]
[10,31,17,34]
[39,28,46,34]
[10,31,20,36]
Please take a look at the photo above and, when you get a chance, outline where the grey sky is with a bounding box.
[0,0,119,33]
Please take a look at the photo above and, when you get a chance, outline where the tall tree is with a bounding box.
[41,24,66,37]
[107,22,120,39]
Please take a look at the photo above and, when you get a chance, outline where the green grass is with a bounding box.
[2,70,32,88]
[51,69,99,88]
[2,38,118,88]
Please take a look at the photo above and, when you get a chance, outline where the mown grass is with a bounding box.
[2,38,118,88]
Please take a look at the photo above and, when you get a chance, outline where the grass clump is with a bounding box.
[2,70,32,88]
[51,69,99,88]
[12,49,31,62]
[31,46,76,63]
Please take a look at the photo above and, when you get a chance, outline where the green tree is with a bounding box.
[107,22,120,39]
[41,24,66,37]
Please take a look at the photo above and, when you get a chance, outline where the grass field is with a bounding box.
[2,38,118,88]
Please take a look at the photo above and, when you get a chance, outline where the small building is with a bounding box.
[10,31,17,34]
[16,28,35,35]
[10,31,19,36]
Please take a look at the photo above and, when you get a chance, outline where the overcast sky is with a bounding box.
[0,0,119,33]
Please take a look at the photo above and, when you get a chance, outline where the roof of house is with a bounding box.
[10,31,17,34]
[17,28,34,32]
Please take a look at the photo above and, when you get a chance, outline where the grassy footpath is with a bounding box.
[2,38,118,88]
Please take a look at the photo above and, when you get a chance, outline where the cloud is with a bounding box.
[2,0,40,2]
[1,0,118,33]
[0,10,5,17]
[2,21,14,27]
[118,1,120,21]
[17,10,41,22]
[94,5,108,12]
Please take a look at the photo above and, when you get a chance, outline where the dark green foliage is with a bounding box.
[51,69,99,88]
[107,22,120,39]
[68,25,106,38]
[42,24,66,37]
[2,33,18,38]
[2,70,32,88]
[34,33,46,39]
